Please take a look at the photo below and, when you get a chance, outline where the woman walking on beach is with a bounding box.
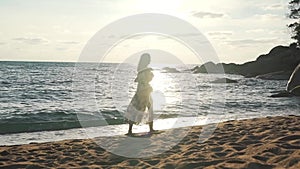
[125,53,156,135]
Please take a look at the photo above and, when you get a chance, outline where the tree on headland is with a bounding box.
[288,0,300,47]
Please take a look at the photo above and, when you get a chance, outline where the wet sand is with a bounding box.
[0,115,299,168]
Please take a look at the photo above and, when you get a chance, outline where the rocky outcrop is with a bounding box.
[256,71,293,80]
[191,45,300,80]
[270,90,293,98]
[211,78,238,84]
[191,62,242,74]
[162,67,180,73]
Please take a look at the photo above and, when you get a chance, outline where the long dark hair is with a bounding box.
[137,53,150,72]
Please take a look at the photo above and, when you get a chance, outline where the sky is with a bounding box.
[0,0,295,64]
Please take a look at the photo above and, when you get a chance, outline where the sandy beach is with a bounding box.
[0,115,299,168]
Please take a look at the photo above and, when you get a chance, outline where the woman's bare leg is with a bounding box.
[149,121,154,132]
[127,123,133,134]
[148,96,156,132]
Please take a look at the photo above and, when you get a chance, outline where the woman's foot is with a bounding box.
[125,131,133,136]
[149,129,159,134]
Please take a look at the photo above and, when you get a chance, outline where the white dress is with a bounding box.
[125,68,154,124]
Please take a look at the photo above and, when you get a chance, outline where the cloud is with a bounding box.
[207,31,232,40]
[225,38,279,47]
[208,31,233,36]
[59,41,80,45]
[56,47,67,51]
[263,4,283,11]
[12,37,49,45]
[192,11,224,18]
[156,33,205,40]
[254,13,282,20]
[269,30,286,35]
[245,29,265,33]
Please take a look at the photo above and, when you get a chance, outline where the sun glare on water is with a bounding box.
[150,69,181,111]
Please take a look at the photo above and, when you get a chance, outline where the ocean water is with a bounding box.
[0,61,299,145]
